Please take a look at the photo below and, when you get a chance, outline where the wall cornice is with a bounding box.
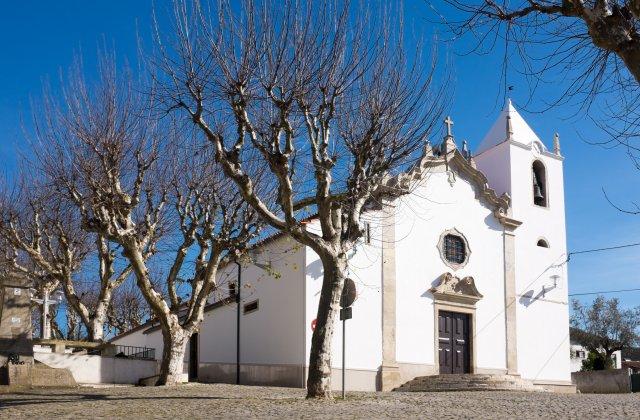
[383,147,521,230]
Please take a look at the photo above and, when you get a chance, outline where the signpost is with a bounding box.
[339,278,356,399]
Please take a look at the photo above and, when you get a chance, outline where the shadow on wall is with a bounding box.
[483,213,504,233]
[420,274,444,299]
[34,351,158,385]
[519,283,559,307]
[306,258,323,281]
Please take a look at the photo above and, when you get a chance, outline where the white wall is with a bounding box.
[394,168,507,372]
[199,235,305,367]
[474,141,512,197]
[112,235,305,373]
[508,142,571,382]
[570,343,622,372]
[303,215,383,374]
[34,351,158,384]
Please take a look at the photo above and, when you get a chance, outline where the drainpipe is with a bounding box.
[235,260,241,385]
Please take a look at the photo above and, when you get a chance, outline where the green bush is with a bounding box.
[581,350,613,371]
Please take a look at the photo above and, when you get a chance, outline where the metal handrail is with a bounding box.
[90,344,155,360]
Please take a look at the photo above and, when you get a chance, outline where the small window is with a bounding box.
[243,300,259,314]
[228,282,236,297]
[364,222,371,244]
[537,239,549,248]
[444,234,466,264]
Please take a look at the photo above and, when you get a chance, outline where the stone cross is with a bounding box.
[444,116,454,137]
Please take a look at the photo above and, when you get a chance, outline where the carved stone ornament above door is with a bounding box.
[430,272,483,306]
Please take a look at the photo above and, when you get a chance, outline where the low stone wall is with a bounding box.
[35,351,158,385]
[571,369,631,394]
[0,363,77,387]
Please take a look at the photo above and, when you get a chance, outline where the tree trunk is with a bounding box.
[156,317,190,386]
[87,311,107,342]
[306,252,348,399]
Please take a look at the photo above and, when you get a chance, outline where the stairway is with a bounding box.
[394,374,546,392]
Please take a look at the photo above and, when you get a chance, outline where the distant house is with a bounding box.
[621,347,640,374]
[569,328,622,372]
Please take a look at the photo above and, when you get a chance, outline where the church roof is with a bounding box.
[475,99,542,155]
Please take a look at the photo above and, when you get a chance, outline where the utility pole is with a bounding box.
[235,260,242,385]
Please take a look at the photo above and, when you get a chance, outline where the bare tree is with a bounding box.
[438,1,640,153]
[152,0,446,397]
[106,281,150,336]
[0,177,132,342]
[442,1,640,81]
[571,296,640,359]
[35,54,262,384]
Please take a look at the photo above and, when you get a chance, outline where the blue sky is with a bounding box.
[1,1,638,309]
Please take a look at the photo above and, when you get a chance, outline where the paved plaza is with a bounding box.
[1,383,639,418]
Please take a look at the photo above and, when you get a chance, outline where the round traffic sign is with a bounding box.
[340,278,357,308]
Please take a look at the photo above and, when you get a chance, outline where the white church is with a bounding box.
[112,101,573,392]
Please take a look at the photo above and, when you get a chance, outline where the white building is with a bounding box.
[569,329,623,372]
[112,101,573,392]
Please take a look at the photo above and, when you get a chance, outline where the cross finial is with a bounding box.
[444,116,454,137]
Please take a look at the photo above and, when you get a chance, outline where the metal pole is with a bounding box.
[342,317,346,399]
[235,260,241,385]
[41,289,50,340]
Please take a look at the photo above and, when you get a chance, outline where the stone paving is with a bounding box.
[1,383,639,419]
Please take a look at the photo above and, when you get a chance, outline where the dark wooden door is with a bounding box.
[189,333,198,381]
[438,311,470,374]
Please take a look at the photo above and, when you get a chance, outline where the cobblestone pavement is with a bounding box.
[1,383,639,419]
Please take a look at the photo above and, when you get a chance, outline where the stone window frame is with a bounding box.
[437,228,471,270]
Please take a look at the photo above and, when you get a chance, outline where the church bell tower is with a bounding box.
[473,100,571,382]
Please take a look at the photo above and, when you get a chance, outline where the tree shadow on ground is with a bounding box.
[0,393,234,408]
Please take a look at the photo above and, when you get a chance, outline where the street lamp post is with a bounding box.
[235,260,242,385]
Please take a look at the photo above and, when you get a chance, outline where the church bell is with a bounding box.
[532,171,544,200]
[533,183,544,200]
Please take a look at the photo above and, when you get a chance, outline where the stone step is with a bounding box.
[394,374,546,393]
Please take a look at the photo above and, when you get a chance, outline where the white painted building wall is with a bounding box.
[394,168,507,373]
[475,101,571,384]
[570,343,622,372]
[112,235,307,385]
[199,235,305,368]
[34,350,158,384]
[303,215,384,390]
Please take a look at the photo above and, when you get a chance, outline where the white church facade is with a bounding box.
[112,101,573,392]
